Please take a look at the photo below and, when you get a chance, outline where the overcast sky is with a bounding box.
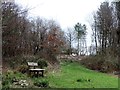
[15,0,106,47]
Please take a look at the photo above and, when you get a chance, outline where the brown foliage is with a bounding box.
[2,2,66,65]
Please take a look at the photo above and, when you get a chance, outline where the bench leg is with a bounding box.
[29,71,31,76]
[37,71,39,77]
[41,71,44,77]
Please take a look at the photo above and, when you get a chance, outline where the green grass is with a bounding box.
[2,61,119,88]
[47,61,118,88]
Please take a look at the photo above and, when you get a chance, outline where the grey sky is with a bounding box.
[15,0,106,47]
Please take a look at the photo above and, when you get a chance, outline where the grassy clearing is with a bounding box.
[2,61,119,88]
[47,61,118,88]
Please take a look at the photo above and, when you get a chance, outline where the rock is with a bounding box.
[19,80,29,87]
[19,80,26,84]
[25,83,29,86]
[13,79,29,87]
[14,82,19,85]
[12,78,19,83]
[113,71,120,75]
[21,82,29,87]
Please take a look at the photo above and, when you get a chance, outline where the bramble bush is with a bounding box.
[80,55,119,73]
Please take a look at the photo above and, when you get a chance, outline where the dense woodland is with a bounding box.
[2,1,120,72]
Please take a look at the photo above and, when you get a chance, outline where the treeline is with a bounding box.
[91,2,119,56]
[2,2,66,64]
[81,1,120,73]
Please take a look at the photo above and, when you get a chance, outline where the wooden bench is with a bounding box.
[27,62,45,77]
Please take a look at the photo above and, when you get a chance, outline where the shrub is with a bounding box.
[2,70,30,89]
[22,55,39,62]
[2,78,9,86]
[76,79,83,82]
[5,71,15,83]
[33,78,49,88]
[37,59,48,68]
[80,55,119,73]
[2,70,14,89]
[100,57,119,73]
[17,65,28,74]
[9,61,16,69]
[80,55,104,71]
[76,78,90,82]
[2,84,10,90]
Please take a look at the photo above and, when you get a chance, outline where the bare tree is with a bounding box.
[92,2,117,56]
[115,1,120,66]
[65,28,75,55]
[2,2,30,57]
[2,2,66,66]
